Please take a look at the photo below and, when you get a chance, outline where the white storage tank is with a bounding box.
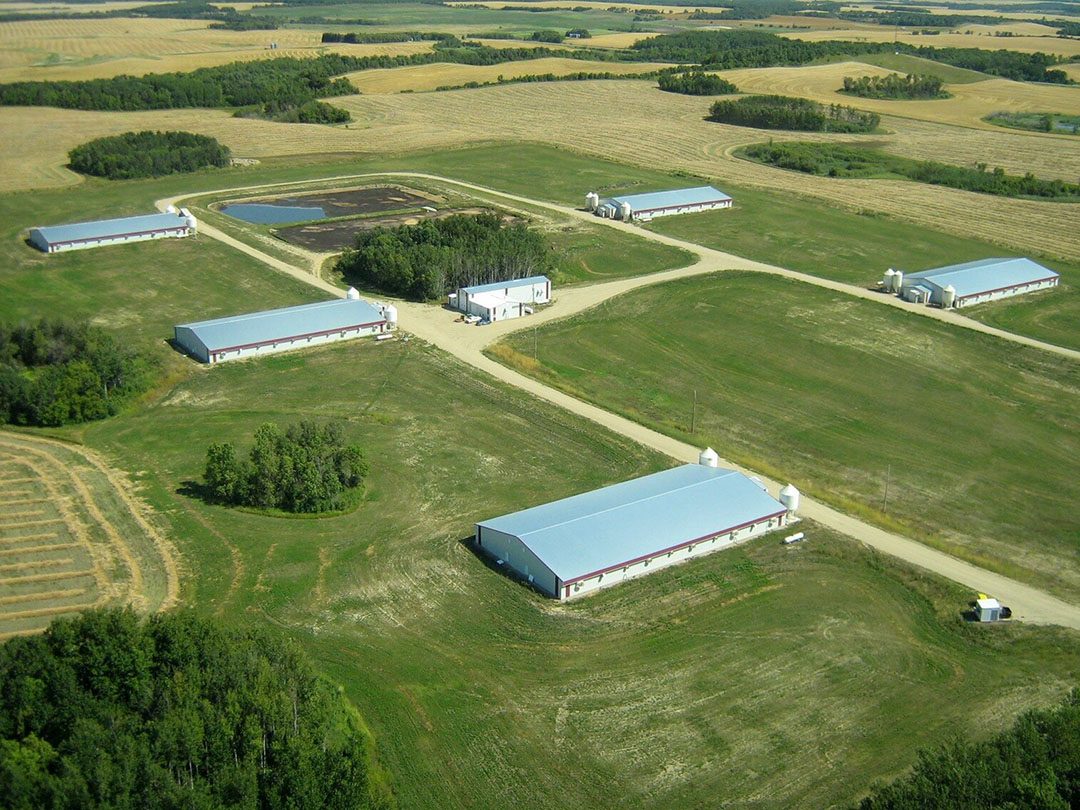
[779,484,800,516]
[383,304,398,328]
[179,208,197,232]
[698,447,719,468]
[346,287,361,300]
[942,284,957,309]
[883,268,896,291]
[166,204,177,214]
[892,270,903,292]
[585,192,600,211]
[619,201,633,221]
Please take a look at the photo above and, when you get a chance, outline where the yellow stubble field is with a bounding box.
[788,27,1080,57]
[0,18,436,82]
[344,57,666,93]
[6,79,1076,260]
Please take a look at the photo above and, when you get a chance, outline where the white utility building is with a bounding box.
[174,298,387,364]
[590,186,732,222]
[452,276,551,322]
[28,210,197,254]
[885,258,1059,308]
[475,451,795,600]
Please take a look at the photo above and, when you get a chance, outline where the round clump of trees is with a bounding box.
[69,130,231,180]
[707,95,880,132]
[658,71,739,96]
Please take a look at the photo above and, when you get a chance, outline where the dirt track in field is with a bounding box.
[160,175,1080,629]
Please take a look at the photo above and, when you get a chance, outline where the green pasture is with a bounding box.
[79,336,1078,810]
[836,52,991,84]
[496,272,1080,601]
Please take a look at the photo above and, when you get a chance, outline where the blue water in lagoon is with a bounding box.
[222,203,327,224]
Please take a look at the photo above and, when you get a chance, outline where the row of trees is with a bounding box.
[709,95,880,132]
[320,31,455,44]
[0,55,359,112]
[240,99,351,124]
[336,213,553,302]
[204,421,368,514]
[435,70,656,92]
[840,73,948,100]
[906,44,1072,83]
[68,130,230,179]
[658,71,738,95]
[742,141,1080,199]
[0,320,153,427]
[855,689,1080,809]
[0,608,391,810]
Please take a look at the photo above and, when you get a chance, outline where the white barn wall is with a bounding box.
[955,277,1059,307]
[205,323,385,364]
[475,526,558,597]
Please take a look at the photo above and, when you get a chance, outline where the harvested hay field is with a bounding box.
[0,432,179,639]
[276,206,493,252]
[715,63,1080,130]
[4,80,1079,260]
[343,57,663,93]
[788,28,1080,57]
[0,19,434,82]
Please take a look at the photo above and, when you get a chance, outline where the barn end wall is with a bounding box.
[475,525,558,597]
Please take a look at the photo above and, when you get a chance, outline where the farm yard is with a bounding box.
[0,432,178,640]
[0,1,1079,807]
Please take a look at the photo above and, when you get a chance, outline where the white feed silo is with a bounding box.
[383,304,398,328]
[179,208,198,233]
[698,447,719,468]
[892,270,903,293]
[883,268,895,291]
[619,201,633,222]
[166,204,177,214]
[779,484,800,518]
[941,284,957,309]
[585,192,600,212]
[346,287,361,300]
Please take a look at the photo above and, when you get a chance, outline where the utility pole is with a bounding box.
[691,389,697,434]
[883,463,891,513]
[533,328,537,361]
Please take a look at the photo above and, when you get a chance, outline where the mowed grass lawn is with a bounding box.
[497,272,1080,601]
[82,337,1078,810]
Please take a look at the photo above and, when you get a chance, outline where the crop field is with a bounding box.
[495,272,1080,601]
[76,327,1078,810]
[5,77,1077,262]
[0,432,179,640]
[0,18,435,82]
[343,57,663,94]
[789,27,1080,57]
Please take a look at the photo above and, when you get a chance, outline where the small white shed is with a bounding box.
[975,597,1002,622]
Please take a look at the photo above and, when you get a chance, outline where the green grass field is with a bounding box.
[2,146,1078,807]
[839,52,991,84]
[78,336,1079,810]
[496,272,1080,602]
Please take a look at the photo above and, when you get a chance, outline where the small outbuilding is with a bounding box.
[174,298,387,364]
[887,258,1059,308]
[974,597,1002,622]
[475,453,795,600]
[29,210,197,254]
[453,276,551,322]
[590,186,732,222]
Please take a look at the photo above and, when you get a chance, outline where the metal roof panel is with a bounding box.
[604,186,732,211]
[906,258,1058,298]
[478,465,786,582]
[31,212,191,245]
[460,275,550,296]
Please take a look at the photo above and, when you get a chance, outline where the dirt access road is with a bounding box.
[160,176,1080,629]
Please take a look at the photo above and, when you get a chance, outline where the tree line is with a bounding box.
[0,320,154,427]
[0,608,392,810]
[68,130,230,180]
[658,71,739,95]
[854,689,1080,809]
[320,31,456,44]
[840,73,948,100]
[741,141,1080,200]
[336,213,553,301]
[709,96,880,133]
[204,421,369,514]
[435,70,658,92]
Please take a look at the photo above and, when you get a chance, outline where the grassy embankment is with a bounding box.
[494,272,1080,602]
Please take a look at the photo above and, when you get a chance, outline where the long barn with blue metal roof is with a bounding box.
[588,186,732,222]
[475,452,797,600]
[174,297,387,364]
[890,258,1059,308]
[29,210,197,254]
